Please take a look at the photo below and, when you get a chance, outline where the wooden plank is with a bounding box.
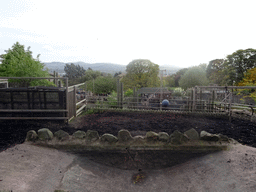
[76,104,86,115]
[0,109,68,112]
[76,98,86,106]
[44,91,47,109]
[0,117,68,120]
[10,90,14,109]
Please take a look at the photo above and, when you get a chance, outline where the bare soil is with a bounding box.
[1,111,256,152]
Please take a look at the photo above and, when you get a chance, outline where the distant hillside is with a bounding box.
[43,61,181,75]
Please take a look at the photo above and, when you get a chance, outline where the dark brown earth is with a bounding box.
[1,110,256,153]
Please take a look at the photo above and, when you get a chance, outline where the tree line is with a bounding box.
[1,42,256,98]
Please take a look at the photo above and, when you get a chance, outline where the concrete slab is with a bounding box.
[1,143,256,192]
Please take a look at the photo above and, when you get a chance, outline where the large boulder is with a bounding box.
[54,130,70,141]
[158,132,169,142]
[38,128,53,141]
[25,130,38,142]
[146,131,159,142]
[184,128,199,140]
[85,130,100,142]
[200,131,220,141]
[132,136,145,145]
[72,130,86,139]
[170,130,189,144]
[100,133,118,143]
[118,129,133,143]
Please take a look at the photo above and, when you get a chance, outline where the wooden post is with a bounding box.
[117,79,119,108]
[120,82,123,109]
[133,87,136,109]
[65,78,69,124]
[73,86,77,117]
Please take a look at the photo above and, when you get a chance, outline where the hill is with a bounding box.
[43,61,181,75]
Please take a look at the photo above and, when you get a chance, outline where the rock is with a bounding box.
[72,130,86,139]
[100,133,118,143]
[38,128,53,141]
[54,130,70,141]
[158,132,169,142]
[132,136,145,145]
[118,129,133,143]
[200,131,220,141]
[25,130,38,142]
[217,133,229,141]
[170,130,189,144]
[184,128,199,140]
[85,130,100,142]
[146,131,159,142]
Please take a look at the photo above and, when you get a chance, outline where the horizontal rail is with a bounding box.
[0,117,68,120]
[76,104,86,116]
[0,77,67,80]
[0,109,68,112]
[68,82,86,90]
[76,98,86,106]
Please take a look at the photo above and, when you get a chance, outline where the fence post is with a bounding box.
[117,79,120,108]
[121,82,123,109]
[73,86,77,117]
[133,87,136,109]
[65,78,69,123]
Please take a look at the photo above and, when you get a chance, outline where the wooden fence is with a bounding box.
[0,77,87,123]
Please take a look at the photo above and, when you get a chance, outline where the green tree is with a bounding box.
[82,69,102,82]
[224,48,256,85]
[64,63,86,79]
[0,42,54,87]
[206,59,226,85]
[121,59,160,89]
[179,66,209,90]
[86,75,117,95]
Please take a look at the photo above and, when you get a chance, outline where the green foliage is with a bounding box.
[206,59,226,85]
[0,42,55,87]
[124,88,133,97]
[64,63,86,79]
[172,87,185,96]
[82,70,101,82]
[179,66,209,90]
[95,91,118,108]
[224,48,256,85]
[121,59,160,89]
[86,75,117,95]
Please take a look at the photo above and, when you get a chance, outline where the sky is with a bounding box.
[0,0,256,68]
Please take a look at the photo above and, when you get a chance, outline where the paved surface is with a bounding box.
[1,143,256,192]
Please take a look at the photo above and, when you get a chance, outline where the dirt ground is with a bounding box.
[1,111,256,152]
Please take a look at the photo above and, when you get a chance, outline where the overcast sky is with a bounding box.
[0,0,255,68]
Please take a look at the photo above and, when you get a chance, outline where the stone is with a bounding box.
[146,131,159,142]
[217,133,229,141]
[184,128,199,140]
[200,131,220,142]
[170,130,189,144]
[100,133,118,143]
[132,136,145,145]
[118,129,133,143]
[54,130,70,141]
[38,128,53,141]
[72,130,86,139]
[25,130,38,142]
[85,130,100,142]
[158,132,169,142]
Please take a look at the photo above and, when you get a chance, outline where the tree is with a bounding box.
[206,59,226,85]
[121,59,160,89]
[172,68,189,87]
[179,66,209,90]
[0,42,54,87]
[86,75,117,95]
[224,48,256,85]
[81,69,102,82]
[64,63,86,79]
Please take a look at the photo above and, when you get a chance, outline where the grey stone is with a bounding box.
[184,128,199,140]
[54,130,70,141]
[118,129,133,143]
[146,131,159,142]
[26,130,38,142]
[38,128,53,141]
[100,133,118,143]
[85,130,99,142]
[217,133,229,141]
[158,132,169,142]
[200,131,220,141]
[170,130,189,144]
[72,131,86,139]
